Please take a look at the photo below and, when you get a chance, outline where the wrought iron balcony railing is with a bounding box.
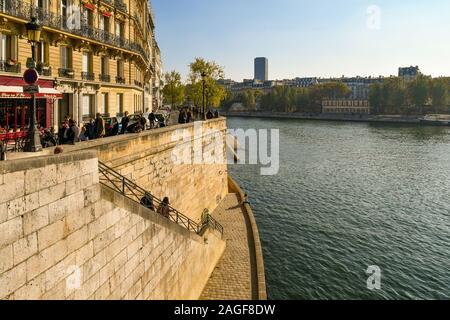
[0,0,147,60]
[99,74,111,82]
[0,60,21,73]
[114,0,127,13]
[37,65,52,76]
[116,76,126,84]
[58,68,75,79]
[134,80,143,87]
[81,72,95,81]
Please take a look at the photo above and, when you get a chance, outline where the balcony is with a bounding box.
[116,76,126,84]
[58,68,75,79]
[0,0,147,60]
[134,80,143,87]
[0,60,21,73]
[99,74,111,83]
[36,64,52,77]
[81,72,95,81]
[115,0,127,13]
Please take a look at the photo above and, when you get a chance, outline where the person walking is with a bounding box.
[186,110,192,123]
[139,113,147,130]
[158,197,171,219]
[94,113,105,139]
[65,119,77,145]
[148,112,156,129]
[120,111,130,134]
[140,192,155,211]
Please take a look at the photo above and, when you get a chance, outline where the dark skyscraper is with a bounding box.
[254,57,268,81]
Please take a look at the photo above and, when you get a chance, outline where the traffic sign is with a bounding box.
[23,85,40,94]
[23,68,39,85]
[26,58,36,69]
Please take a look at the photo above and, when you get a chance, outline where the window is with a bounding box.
[82,95,93,117]
[36,42,49,64]
[116,94,124,115]
[115,21,124,38]
[60,46,72,68]
[100,93,108,115]
[100,16,110,32]
[101,56,109,75]
[38,0,49,11]
[83,7,94,27]
[117,60,124,78]
[82,52,92,73]
[0,33,17,61]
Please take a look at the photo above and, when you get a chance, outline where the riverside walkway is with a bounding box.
[200,192,265,300]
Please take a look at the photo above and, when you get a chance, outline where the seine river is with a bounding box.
[227,117,450,300]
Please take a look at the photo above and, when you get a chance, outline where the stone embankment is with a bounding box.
[201,177,267,300]
[0,119,241,300]
[225,111,442,126]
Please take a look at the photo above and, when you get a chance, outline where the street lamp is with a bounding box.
[201,71,207,120]
[24,16,43,152]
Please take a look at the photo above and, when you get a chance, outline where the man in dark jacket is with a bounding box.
[65,119,77,145]
[120,111,130,134]
[148,112,156,129]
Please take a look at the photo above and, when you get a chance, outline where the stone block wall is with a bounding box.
[33,118,229,222]
[0,151,225,300]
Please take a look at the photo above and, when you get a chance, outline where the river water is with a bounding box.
[226,117,450,300]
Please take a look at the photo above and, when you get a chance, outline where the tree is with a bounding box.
[162,71,185,108]
[369,83,383,114]
[407,75,430,114]
[429,78,449,112]
[187,58,226,109]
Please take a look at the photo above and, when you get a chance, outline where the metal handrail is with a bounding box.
[98,161,224,237]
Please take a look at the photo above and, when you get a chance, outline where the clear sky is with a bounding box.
[152,0,450,81]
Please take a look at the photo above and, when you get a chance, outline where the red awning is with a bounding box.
[102,11,112,17]
[83,3,96,11]
[0,86,62,99]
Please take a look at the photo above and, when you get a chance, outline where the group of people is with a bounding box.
[140,193,172,218]
[178,108,193,124]
[178,107,220,124]
[57,113,106,146]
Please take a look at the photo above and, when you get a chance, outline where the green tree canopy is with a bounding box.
[162,71,185,108]
[429,78,449,112]
[407,75,430,112]
[187,58,226,108]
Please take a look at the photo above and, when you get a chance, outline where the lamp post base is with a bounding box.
[24,130,43,152]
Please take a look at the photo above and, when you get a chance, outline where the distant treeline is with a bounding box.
[222,82,350,113]
[221,76,450,115]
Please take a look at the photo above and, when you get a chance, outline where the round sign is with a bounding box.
[23,68,39,85]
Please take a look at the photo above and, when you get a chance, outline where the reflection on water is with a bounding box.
[227,117,450,300]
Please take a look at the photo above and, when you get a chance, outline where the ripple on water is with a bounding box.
[228,118,450,300]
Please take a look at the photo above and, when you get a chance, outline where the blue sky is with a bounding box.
[152,0,450,81]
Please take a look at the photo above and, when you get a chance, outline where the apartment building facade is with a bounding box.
[0,0,162,130]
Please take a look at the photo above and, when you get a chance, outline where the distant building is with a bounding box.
[322,99,371,115]
[399,66,421,80]
[254,57,269,81]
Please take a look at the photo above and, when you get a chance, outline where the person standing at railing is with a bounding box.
[157,197,171,219]
[120,111,130,134]
[140,192,155,211]
[94,113,106,139]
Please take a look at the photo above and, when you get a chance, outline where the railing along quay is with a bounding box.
[98,161,224,238]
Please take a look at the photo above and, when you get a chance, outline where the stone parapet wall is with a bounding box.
[0,151,225,300]
[24,118,229,223]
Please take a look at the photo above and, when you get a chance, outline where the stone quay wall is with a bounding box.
[35,118,229,223]
[0,151,225,300]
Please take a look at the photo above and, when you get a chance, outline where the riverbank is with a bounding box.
[225,112,450,126]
